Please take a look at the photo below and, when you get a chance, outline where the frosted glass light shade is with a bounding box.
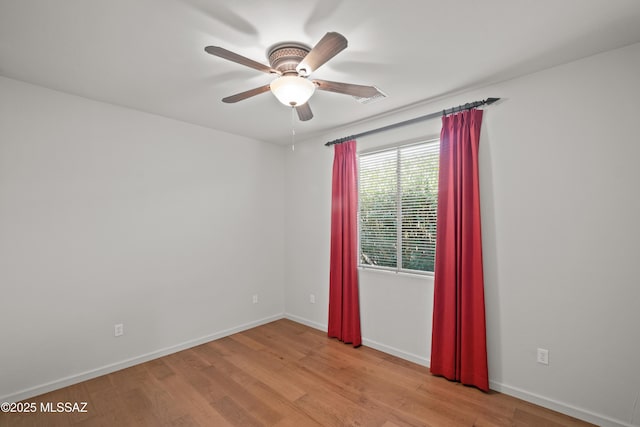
[270,76,316,106]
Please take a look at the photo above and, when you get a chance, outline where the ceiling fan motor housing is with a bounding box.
[267,43,311,75]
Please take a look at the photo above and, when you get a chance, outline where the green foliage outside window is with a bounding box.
[359,141,439,273]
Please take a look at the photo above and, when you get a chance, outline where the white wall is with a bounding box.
[284,42,640,427]
[0,76,286,401]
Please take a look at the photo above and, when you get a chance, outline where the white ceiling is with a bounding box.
[2,0,640,145]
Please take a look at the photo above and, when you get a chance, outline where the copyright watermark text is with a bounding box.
[1,401,88,413]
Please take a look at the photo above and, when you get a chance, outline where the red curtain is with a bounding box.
[328,139,362,347]
[431,109,489,391]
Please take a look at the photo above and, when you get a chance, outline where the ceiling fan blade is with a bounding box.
[313,79,381,98]
[296,103,313,121]
[296,32,347,76]
[205,46,279,75]
[222,84,271,103]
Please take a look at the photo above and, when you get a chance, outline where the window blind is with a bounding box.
[359,140,439,273]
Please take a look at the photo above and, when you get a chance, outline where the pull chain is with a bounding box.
[290,106,296,151]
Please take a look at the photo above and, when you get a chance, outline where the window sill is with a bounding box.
[358,265,434,279]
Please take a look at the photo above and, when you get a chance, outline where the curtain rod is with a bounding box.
[324,97,499,147]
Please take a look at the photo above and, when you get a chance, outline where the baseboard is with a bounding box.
[283,312,430,367]
[284,313,327,332]
[1,313,285,404]
[362,338,430,367]
[490,380,636,427]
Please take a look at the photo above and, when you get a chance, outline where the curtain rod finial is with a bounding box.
[486,97,500,105]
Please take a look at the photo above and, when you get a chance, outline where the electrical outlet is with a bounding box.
[114,323,124,337]
[309,294,316,304]
[537,348,549,365]
[252,294,258,304]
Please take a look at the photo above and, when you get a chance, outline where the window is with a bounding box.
[358,140,439,273]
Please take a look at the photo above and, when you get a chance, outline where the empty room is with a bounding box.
[1,1,639,426]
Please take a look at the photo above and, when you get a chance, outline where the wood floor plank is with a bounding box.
[135,373,192,426]
[159,371,234,427]
[200,365,283,426]
[210,395,264,427]
[0,319,597,427]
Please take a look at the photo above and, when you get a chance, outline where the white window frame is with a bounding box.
[358,138,439,276]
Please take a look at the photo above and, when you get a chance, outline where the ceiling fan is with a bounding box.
[204,32,382,121]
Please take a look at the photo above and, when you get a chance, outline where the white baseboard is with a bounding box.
[1,313,284,404]
[490,380,636,427]
[362,338,430,367]
[284,313,327,332]
[284,312,430,367]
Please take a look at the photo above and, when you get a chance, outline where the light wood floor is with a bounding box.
[1,319,595,426]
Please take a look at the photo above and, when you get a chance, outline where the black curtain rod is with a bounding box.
[324,97,500,147]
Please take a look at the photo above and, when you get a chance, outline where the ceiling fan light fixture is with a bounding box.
[270,76,316,106]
